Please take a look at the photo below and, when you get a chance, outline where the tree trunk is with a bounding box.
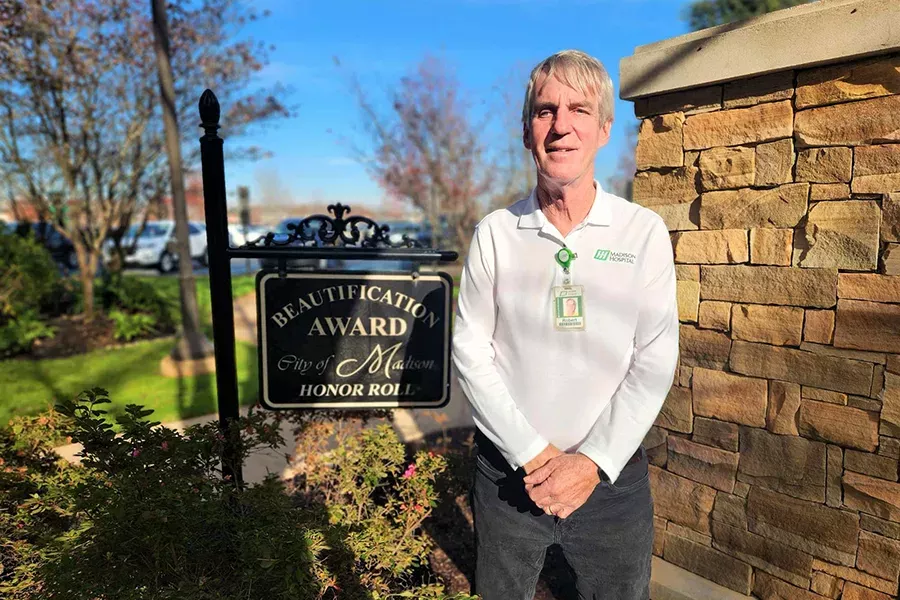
[151,0,212,360]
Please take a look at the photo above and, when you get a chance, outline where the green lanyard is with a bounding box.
[555,246,577,284]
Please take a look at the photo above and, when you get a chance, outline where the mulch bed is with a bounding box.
[29,315,118,360]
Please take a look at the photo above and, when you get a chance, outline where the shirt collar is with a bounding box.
[516,180,613,230]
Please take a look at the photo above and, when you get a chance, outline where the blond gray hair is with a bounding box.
[521,50,615,133]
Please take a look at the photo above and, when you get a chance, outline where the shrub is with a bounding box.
[0,391,477,600]
[108,309,157,342]
[0,310,57,358]
[0,229,60,320]
[99,274,177,333]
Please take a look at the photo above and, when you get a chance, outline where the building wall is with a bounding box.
[632,53,900,599]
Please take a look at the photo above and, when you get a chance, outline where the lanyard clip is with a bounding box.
[555,247,576,270]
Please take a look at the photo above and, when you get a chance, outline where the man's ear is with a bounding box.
[523,123,532,151]
[597,118,613,149]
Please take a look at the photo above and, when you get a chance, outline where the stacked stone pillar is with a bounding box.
[626,28,900,600]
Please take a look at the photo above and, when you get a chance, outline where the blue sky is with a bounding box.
[223,0,696,211]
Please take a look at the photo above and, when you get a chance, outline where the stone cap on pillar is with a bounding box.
[619,0,900,101]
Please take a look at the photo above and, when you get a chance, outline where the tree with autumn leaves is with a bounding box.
[0,0,289,319]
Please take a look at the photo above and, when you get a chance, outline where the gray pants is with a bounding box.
[470,436,653,600]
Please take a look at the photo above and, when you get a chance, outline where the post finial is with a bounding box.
[199,89,221,129]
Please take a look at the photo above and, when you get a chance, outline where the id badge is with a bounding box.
[553,285,585,331]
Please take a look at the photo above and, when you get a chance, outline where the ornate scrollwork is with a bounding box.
[241,203,426,250]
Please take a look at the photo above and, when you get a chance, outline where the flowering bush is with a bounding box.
[0,391,477,599]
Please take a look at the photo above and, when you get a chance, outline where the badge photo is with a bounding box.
[553,285,585,331]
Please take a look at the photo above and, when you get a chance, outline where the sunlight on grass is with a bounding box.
[0,338,259,425]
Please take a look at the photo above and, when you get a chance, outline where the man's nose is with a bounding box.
[551,108,573,135]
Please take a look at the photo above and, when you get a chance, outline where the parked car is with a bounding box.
[259,217,336,271]
[228,223,268,247]
[103,220,208,273]
[4,220,79,270]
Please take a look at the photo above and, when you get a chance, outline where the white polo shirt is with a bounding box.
[451,182,679,484]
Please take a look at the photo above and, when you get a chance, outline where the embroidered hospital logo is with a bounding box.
[594,249,636,264]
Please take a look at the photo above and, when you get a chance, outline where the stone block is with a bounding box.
[834,300,900,354]
[692,417,738,452]
[796,147,853,183]
[673,229,748,264]
[849,396,882,412]
[747,486,860,566]
[698,301,731,332]
[845,450,898,481]
[811,183,850,201]
[676,280,700,323]
[723,71,794,109]
[881,372,900,438]
[733,481,749,498]
[644,426,668,467]
[711,492,746,529]
[754,571,831,600]
[635,113,685,170]
[711,520,814,588]
[883,244,900,276]
[843,471,900,523]
[699,146,755,191]
[795,56,900,110]
[632,167,700,207]
[678,366,693,388]
[802,387,848,405]
[666,521,711,546]
[663,534,752,595]
[884,193,900,243]
[812,559,898,597]
[799,342,887,366]
[871,365,885,399]
[679,325,732,369]
[796,200,881,271]
[731,304,803,346]
[861,514,900,540]
[795,95,900,147]
[729,341,873,396]
[879,436,900,460]
[692,367,767,427]
[638,86,722,118]
[755,138,794,187]
[804,310,835,345]
[653,516,666,557]
[827,444,843,508]
[738,426,826,502]
[889,354,900,375]
[668,436,738,493]
[841,582,892,600]
[701,265,836,308]
[650,200,700,232]
[852,144,900,195]
[767,380,801,435]
[684,100,793,150]
[799,400,880,451]
[838,274,900,304]
[650,465,717,535]
[858,530,900,582]
[811,572,844,599]
[750,228,793,266]
[657,386,693,433]
[700,183,808,230]
[675,264,700,281]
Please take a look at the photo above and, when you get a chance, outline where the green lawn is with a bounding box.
[0,274,260,426]
[0,338,259,426]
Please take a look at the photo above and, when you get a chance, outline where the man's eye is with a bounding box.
[538,109,553,118]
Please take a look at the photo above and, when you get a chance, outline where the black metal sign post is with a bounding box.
[197,90,458,486]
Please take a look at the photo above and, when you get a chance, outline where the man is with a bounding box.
[452,49,679,599]
[563,297,579,317]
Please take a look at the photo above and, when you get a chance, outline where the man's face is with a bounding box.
[524,73,612,186]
